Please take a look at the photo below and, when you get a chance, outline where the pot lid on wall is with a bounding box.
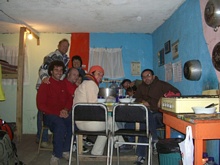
[204,0,220,32]
[184,60,202,81]
[212,42,220,71]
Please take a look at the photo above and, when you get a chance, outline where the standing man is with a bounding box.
[36,38,70,147]
[134,69,181,165]
[36,60,72,165]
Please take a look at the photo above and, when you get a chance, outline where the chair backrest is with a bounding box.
[113,103,149,136]
[72,103,108,134]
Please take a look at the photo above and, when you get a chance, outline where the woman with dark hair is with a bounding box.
[71,55,86,77]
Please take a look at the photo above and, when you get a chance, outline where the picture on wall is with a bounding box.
[158,48,165,66]
[164,40,171,54]
[172,40,179,59]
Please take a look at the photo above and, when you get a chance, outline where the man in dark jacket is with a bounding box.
[134,69,181,165]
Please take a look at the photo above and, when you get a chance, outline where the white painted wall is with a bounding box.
[0,33,71,134]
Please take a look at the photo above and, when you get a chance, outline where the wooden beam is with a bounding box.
[16,27,26,141]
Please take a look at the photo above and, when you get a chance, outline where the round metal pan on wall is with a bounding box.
[184,60,202,81]
[212,42,220,71]
[204,0,220,31]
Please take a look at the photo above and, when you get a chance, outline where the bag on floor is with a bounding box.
[0,130,15,164]
[0,120,25,165]
[178,126,194,165]
[0,119,14,140]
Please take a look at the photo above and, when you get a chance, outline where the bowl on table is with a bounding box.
[97,98,106,103]
[191,106,217,114]
[119,98,136,103]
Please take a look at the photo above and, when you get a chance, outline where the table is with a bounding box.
[161,110,220,165]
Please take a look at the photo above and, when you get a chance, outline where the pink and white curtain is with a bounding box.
[89,48,124,79]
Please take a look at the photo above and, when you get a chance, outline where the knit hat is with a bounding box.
[89,65,104,75]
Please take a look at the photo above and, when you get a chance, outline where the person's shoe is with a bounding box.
[153,142,158,155]
[50,155,60,165]
[62,152,70,160]
[119,144,133,153]
[82,146,90,154]
[72,142,77,152]
[83,138,94,147]
[134,156,145,165]
[41,142,53,149]
[35,137,39,144]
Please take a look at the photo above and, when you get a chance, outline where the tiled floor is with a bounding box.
[15,134,159,165]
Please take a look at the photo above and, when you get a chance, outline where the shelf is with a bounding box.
[2,73,18,79]
[102,80,122,83]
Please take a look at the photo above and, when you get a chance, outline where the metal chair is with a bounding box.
[68,103,111,165]
[110,103,152,165]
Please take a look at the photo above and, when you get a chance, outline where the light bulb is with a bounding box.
[28,33,33,40]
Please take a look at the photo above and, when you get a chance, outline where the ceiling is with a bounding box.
[0,0,185,34]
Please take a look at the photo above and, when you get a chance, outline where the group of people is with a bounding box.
[36,38,87,165]
[35,38,181,165]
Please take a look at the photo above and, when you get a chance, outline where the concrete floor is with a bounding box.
[15,134,159,165]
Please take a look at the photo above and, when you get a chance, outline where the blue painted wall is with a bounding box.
[89,0,219,163]
[152,0,218,95]
[152,0,219,163]
[90,33,153,87]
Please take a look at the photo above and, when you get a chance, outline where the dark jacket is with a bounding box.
[134,76,180,111]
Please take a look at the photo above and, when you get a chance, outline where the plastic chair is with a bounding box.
[110,103,152,165]
[68,103,111,165]
[37,114,53,154]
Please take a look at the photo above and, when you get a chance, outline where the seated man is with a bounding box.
[36,60,73,165]
[133,69,181,165]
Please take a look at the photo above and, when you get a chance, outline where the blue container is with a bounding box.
[206,140,220,165]
[171,129,185,139]
[159,153,182,165]
[156,128,185,140]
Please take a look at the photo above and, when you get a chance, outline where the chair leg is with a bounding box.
[68,135,74,165]
[148,135,152,165]
[107,134,111,165]
[38,127,44,154]
[116,143,120,165]
[109,135,114,165]
[76,135,80,165]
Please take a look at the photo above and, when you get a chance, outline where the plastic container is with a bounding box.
[207,157,215,165]
[171,129,185,139]
[157,138,183,165]
[159,153,182,165]
[202,152,208,165]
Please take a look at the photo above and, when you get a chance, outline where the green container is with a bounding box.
[159,153,182,165]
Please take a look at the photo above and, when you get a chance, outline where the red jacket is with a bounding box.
[63,78,78,96]
[37,77,72,116]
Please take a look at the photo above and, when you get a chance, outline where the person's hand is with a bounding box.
[59,109,69,118]
[142,100,150,107]
[157,98,162,108]
[42,77,50,84]
[129,81,135,87]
